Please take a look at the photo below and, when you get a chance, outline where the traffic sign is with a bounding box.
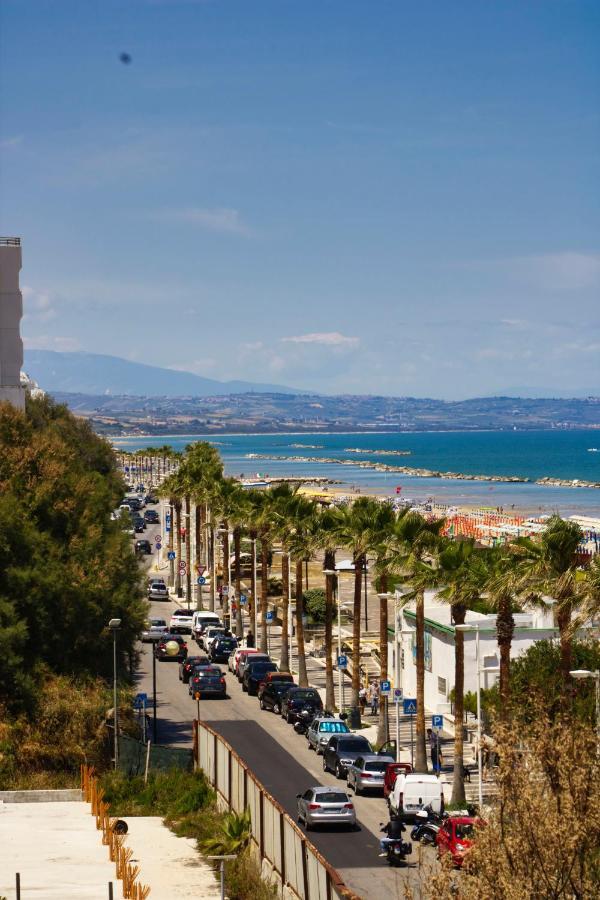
[337,654,348,669]
[393,688,403,703]
[432,714,443,729]
[403,698,417,715]
[155,542,162,550]
[196,565,206,575]
[165,513,171,532]
[240,593,247,605]
[222,585,229,594]
[380,679,392,697]
[179,562,187,573]
[167,550,176,560]
[266,610,274,623]
[155,534,162,542]
[133,692,147,710]
[197,576,206,585]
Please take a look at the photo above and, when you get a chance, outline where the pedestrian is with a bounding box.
[370,682,379,716]
[427,728,440,773]
[246,630,255,649]
[359,685,367,716]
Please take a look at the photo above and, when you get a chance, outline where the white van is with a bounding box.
[191,610,222,638]
[389,773,444,821]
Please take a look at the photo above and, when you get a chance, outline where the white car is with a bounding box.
[169,609,194,634]
[389,773,445,820]
[201,626,228,651]
[148,581,169,601]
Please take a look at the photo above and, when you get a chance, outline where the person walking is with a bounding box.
[370,681,380,716]
[359,685,368,716]
[427,728,440,773]
[245,630,255,649]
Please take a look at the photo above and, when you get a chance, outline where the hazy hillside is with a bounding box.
[24,350,299,397]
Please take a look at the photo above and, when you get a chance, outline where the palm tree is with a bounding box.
[383,511,445,773]
[287,494,320,688]
[319,506,344,712]
[513,516,584,689]
[270,486,303,673]
[335,497,387,723]
[484,545,524,708]
[434,539,489,805]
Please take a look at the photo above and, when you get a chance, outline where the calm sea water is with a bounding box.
[113,431,600,517]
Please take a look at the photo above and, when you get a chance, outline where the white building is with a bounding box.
[0,237,25,411]
[390,591,558,716]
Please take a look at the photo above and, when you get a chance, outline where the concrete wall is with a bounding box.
[0,239,25,410]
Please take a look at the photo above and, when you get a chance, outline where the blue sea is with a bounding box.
[113,431,600,517]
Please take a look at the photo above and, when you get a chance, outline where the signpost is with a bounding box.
[337,654,348,669]
[167,551,176,561]
[134,693,148,742]
[403,698,417,769]
[165,512,171,533]
[240,593,247,605]
[432,715,443,774]
[380,679,392,697]
[197,576,206,585]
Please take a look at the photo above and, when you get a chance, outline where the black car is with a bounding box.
[126,497,143,511]
[322,734,373,779]
[145,494,158,504]
[154,634,188,661]
[242,660,278,695]
[132,517,146,533]
[209,636,238,663]
[135,539,152,555]
[189,667,227,698]
[259,680,296,714]
[280,687,323,724]
[179,655,210,683]
[143,509,160,524]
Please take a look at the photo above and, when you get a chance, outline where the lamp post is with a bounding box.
[109,618,121,770]
[570,669,600,754]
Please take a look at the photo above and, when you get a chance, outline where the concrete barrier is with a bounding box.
[0,788,83,803]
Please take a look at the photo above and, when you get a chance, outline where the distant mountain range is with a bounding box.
[24,350,299,397]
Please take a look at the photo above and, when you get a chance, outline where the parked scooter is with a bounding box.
[379,820,412,867]
[293,707,318,736]
[410,804,446,845]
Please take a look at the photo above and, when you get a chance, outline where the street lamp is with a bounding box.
[109,618,121,770]
[570,669,600,753]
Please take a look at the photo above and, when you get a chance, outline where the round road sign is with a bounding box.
[155,534,162,542]
[197,576,206,585]
[155,542,162,550]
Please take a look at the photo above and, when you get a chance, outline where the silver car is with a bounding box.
[141,618,168,643]
[307,718,350,754]
[296,786,356,831]
[346,754,395,795]
[148,581,169,601]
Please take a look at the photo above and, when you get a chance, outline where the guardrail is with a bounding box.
[0,236,21,245]
[195,720,362,900]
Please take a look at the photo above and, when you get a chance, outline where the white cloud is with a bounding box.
[281,331,359,348]
[154,207,252,236]
[22,285,56,323]
[518,252,600,291]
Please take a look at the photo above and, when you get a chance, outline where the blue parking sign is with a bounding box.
[380,680,391,696]
[337,654,348,669]
[432,714,443,729]
[266,610,274,623]
[240,594,247,605]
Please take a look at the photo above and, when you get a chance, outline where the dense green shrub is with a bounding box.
[302,588,326,623]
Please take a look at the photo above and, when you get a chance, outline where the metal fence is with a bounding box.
[196,721,361,900]
[118,733,193,776]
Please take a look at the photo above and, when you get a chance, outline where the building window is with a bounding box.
[411,630,433,672]
[437,677,447,696]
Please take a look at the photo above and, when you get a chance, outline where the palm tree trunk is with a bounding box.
[415,589,428,773]
[249,532,257,634]
[351,554,363,718]
[295,559,308,687]
[324,549,335,713]
[451,603,466,805]
[376,573,389,748]
[208,520,215,612]
[496,594,514,710]
[234,527,243,637]
[259,535,269,653]
[280,553,290,672]
[175,501,182,596]
[222,524,230,619]
[185,495,192,606]
[168,501,175,589]
[557,600,573,689]
[195,503,203,610]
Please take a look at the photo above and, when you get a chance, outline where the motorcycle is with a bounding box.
[380,822,412,867]
[410,804,446,845]
[293,707,317,736]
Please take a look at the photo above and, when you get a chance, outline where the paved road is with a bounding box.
[135,602,431,899]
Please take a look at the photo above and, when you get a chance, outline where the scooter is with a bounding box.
[380,823,412,867]
[293,707,317,736]
[410,805,445,845]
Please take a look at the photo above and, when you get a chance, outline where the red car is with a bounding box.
[383,762,413,800]
[436,816,482,867]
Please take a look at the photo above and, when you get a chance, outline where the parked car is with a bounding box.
[237,652,270,682]
[141,618,168,643]
[242,660,278,695]
[258,680,295,713]
[260,671,294,688]
[389,773,445,821]
[209,636,238,663]
[148,581,169,601]
[154,634,188,661]
[346,754,395,795]
[296,786,356,831]
[179,655,211,683]
[307,717,350,754]
[280,687,323,724]
[189,667,227,698]
[143,509,160,524]
[144,494,158,504]
[322,735,373,779]
[169,609,194,634]
[135,539,152,555]
[383,762,413,800]
[201,626,229,651]
[231,647,260,675]
[192,611,222,641]
[436,816,482,867]
[133,518,146,533]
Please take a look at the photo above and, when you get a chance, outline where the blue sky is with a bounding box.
[1,0,598,398]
